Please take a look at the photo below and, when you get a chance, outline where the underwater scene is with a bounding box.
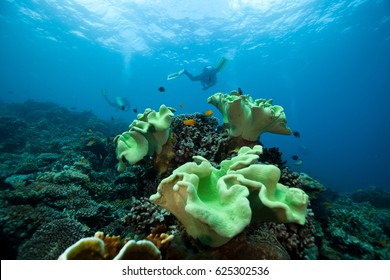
[1,0,389,260]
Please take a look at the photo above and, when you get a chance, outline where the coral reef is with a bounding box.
[150,145,309,247]
[121,196,176,236]
[208,90,291,141]
[319,198,389,259]
[58,231,161,260]
[299,172,327,198]
[349,186,390,209]
[114,105,174,172]
[170,113,228,166]
[146,227,174,250]
[280,167,303,188]
[0,116,28,153]
[18,218,88,260]
[165,229,291,260]
[114,239,161,260]
[1,99,388,260]
[259,147,287,167]
[273,211,317,259]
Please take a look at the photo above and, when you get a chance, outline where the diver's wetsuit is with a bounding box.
[183,67,217,90]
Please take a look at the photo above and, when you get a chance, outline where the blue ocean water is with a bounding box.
[1,0,389,193]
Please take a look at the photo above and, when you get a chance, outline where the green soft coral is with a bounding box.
[207,91,291,141]
[150,145,309,247]
[114,105,174,172]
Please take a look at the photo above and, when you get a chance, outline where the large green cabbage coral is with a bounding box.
[114,105,174,172]
[207,91,291,141]
[150,145,309,247]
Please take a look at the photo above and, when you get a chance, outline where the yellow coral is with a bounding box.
[94,231,131,260]
[146,232,174,250]
[59,232,161,260]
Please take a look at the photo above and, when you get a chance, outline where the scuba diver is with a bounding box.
[167,57,228,90]
[101,89,130,111]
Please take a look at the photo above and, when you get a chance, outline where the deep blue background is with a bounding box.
[1,0,389,192]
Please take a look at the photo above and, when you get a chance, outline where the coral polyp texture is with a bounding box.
[207,90,292,141]
[114,105,174,172]
[150,145,309,247]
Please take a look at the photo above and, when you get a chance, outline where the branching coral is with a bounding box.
[121,196,175,235]
[170,113,228,166]
[321,198,389,259]
[280,167,303,188]
[259,147,287,167]
[18,218,88,260]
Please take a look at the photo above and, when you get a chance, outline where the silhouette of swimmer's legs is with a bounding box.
[215,57,228,72]
[183,70,201,81]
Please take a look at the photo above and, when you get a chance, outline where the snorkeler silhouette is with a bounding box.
[167,57,228,90]
[101,89,130,111]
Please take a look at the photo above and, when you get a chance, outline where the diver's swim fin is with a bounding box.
[215,57,228,71]
[167,69,185,80]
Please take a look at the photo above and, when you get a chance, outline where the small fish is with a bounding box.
[292,131,301,138]
[291,155,299,160]
[158,86,165,92]
[180,103,184,108]
[143,155,153,161]
[79,137,85,141]
[293,159,303,166]
[111,116,115,121]
[379,240,388,248]
[70,107,77,110]
[121,105,125,111]
[237,87,243,95]
[86,140,96,146]
[7,90,13,94]
[323,201,332,208]
[133,108,138,114]
[183,119,196,126]
[204,109,213,117]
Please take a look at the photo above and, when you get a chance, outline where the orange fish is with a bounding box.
[180,103,184,108]
[204,109,213,116]
[323,201,332,208]
[379,240,388,248]
[183,119,196,126]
